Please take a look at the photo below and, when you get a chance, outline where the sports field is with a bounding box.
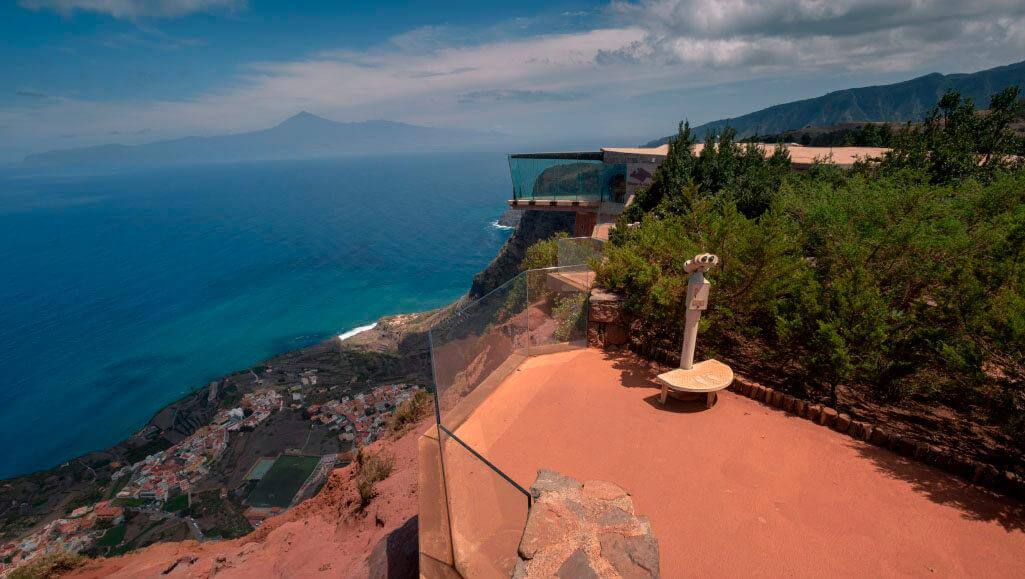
[244,457,276,481]
[246,455,320,508]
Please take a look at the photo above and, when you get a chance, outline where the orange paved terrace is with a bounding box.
[448,348,1025,577]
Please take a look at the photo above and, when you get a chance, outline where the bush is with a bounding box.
[354,448,394,509]
[882,87,1024,184]
[625,122,791,220]
[599,119,1025,440]
[387,390,433,434]
[552,293,588,342]
[9,552,85,579]
[520,232,568,271]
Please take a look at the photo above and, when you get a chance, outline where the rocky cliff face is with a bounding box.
[469,210,576,299]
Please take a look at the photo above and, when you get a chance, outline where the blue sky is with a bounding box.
[3,0,1025,162]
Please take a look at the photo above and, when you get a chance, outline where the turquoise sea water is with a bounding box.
[0,153,512,478]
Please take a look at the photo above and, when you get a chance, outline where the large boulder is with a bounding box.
[514,469,659,578]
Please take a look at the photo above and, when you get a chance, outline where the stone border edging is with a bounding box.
[728,376,1025,500]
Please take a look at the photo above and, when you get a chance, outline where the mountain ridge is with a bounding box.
[22,113,506,168]
[646,60,1025,146]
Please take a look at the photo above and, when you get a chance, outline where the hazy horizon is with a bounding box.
[4,1,1025,163]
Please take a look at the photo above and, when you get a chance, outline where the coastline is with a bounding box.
[0,307,438,548]
[337,322,378,342]
[0,207,575,558]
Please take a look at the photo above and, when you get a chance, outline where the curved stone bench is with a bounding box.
[655,359,734,408]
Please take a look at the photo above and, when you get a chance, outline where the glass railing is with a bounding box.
[431,272,530,427]
[428,264,593,576]
[437,429,529,577]
[508,154,627,203]
[557,236,604,268]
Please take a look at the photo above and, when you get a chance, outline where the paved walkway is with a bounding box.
[450,348,1025,577]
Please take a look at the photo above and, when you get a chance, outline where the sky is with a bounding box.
[2,0,1025,162]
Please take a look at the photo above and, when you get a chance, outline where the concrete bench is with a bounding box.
[655,359,734,408]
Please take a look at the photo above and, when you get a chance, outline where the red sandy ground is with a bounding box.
[67,420,428,579]
[450,349,1025,578]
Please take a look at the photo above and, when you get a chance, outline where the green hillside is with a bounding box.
[647,60,1025,145]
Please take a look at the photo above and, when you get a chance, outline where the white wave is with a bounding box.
[338,322,378,342]
[489,219,514,230]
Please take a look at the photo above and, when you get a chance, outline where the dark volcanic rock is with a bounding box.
[496,208,525,228]
[470,210,575,299]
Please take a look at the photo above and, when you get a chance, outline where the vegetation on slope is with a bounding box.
[8,551,85,579]
[600,89,1025,459]
[519,231,568,271]
[387,390,433,435]
[754,122,901,147]
[645,59,1025,144]
[354,448,394,509]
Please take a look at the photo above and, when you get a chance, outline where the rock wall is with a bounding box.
[469,210,575,299]
[587,289,630,349]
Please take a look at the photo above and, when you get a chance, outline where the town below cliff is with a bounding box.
[0,209,573,576]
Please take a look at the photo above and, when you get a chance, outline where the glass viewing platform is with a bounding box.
[508,153,627,207]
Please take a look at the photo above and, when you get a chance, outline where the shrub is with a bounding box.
[9,551,85,579]
[599,137,1025,439]
[387,390,433,434]
[520,232,568,271]
[552,293,588,342]
[354,448,394,509]
[882,87,1024,184]
[625,121,791,220]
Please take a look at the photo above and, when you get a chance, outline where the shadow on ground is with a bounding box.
[604,348,1025,533]
[850,442,1025,533]
[605,350,715,413]
[605,350,664,390]
[368,515,419,579]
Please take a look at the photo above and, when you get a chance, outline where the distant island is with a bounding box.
[646,59,1025,144]
[21,112,508,169]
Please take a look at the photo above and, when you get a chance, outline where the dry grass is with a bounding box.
[386,389,433,435]
[9,551,86,579]
[354,447,394,509]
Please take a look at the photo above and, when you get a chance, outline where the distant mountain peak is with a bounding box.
[22,111,508,168]
[278,111,332,127]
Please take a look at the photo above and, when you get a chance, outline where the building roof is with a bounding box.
[601,145,670,157]
[770,144,890,167]
[601,143,890,167]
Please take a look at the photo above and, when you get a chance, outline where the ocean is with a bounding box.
[0,153,513,479]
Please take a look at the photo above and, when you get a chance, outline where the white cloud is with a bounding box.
[5,2,1025,160]
[1,27,657,157]
[614,0,1025,71]
[19,0,245,19]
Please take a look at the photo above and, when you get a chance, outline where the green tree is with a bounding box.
[884,87,1024,183]
[625,121,697,220]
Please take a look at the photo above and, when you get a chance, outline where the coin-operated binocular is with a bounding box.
[655,253,734,408]
[681,253,718,367]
